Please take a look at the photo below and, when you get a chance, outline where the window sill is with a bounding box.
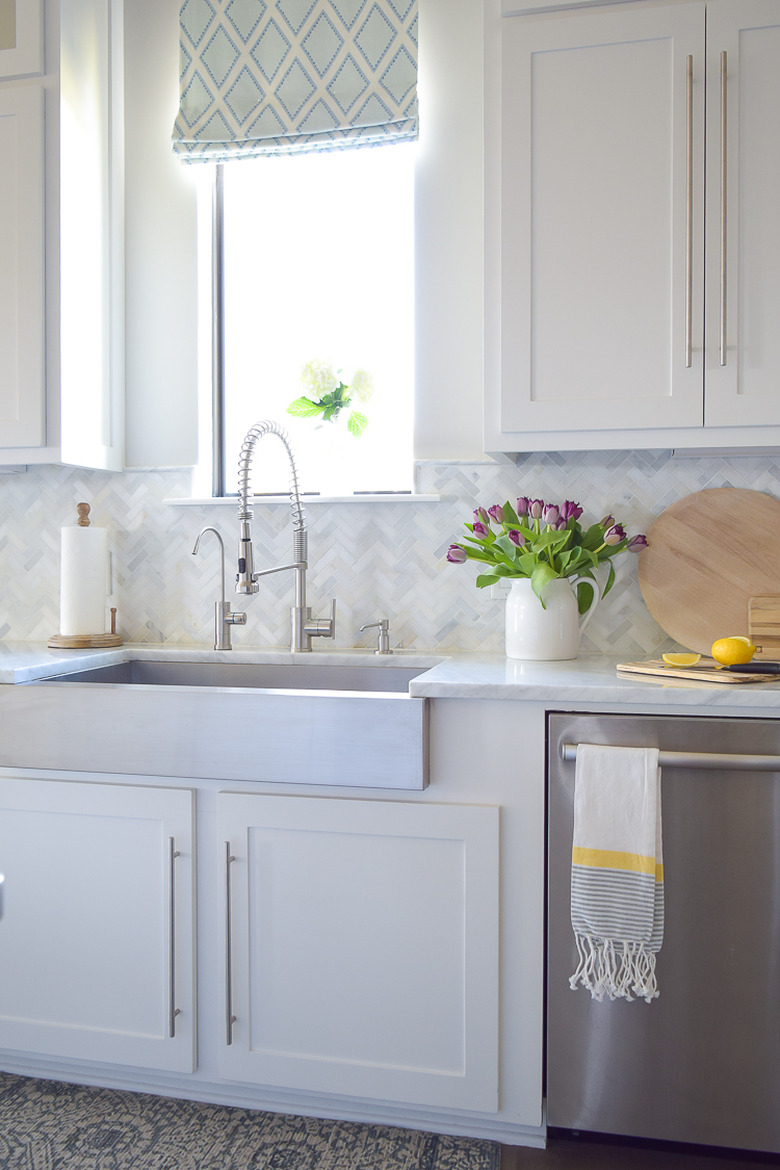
[165,493,441,506]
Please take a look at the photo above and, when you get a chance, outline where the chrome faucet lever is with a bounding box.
[192,526,247,650]
[360,619,393,655]
[235,420,337,652]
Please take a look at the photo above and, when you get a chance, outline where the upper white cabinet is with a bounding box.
[0,0,124,468]
[484,0,780,452]
[0,86,45,447]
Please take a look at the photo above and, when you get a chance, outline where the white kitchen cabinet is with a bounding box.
[218,792,500,1112]
[0,775,195,1072]
[0,0,124,468]
[484,0,780,452]
[0,86,45,447]
[703,0,780,428]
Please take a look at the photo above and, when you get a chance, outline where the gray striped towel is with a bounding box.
[569,743,664,1003]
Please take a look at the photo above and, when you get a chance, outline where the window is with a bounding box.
[204,143,416,497]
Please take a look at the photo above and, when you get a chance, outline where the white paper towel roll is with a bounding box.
[60,525,108,636]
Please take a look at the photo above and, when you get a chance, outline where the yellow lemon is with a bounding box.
[710,636,756,666]
[662,652,702,667]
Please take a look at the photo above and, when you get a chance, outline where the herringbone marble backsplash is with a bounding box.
[0,450,777,657]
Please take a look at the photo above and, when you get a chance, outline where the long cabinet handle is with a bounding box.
[684,54,694,368]
[0,872,4,920]
[719,50,728,366]
[224,841,237,1046]
[168,837,181,1039]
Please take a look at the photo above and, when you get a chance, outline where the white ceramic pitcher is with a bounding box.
[504,576,600,661]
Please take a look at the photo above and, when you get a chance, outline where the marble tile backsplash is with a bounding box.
[0,450,777,656]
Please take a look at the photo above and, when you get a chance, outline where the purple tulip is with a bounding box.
[529,498,544,519]
[543,503,560,526]
[604,523,627,546]
[473,507,489,525]
[627,534,649,552]
[507,529,526,547]
[554,518,568,530]
[447,544,467,563]
[472,521,490,538]
[600,514,615,529]
[516,497,530,516]
[488,504,505,524]
[561,500,583,522]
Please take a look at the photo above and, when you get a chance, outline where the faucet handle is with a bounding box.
[359,619,392,655]
[305,597,337,641]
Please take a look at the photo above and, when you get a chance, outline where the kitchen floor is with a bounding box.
[499,1133,780,1169]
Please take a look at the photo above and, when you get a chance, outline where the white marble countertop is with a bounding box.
[2,641,780,712]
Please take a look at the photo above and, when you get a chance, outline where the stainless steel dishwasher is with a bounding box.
[547,711,780,1155]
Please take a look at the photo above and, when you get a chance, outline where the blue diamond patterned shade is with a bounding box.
[172,0,418,161]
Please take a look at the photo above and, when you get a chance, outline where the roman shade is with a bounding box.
[172,0,418,162]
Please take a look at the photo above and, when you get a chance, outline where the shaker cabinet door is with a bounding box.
[489,2,705,441]
[0,776,195,1072]
[0,86,45,448]
[218,793,499,1111]
[703,0,780,427]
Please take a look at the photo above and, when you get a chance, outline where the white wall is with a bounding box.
[122,0,487,469]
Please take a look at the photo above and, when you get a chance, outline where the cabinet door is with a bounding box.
[0,86,44,447]
[0,777,195,1072]
[486,1,705,443]
[219,794,499,1111]
[704,0,780,426]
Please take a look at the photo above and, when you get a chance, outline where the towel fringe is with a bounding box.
[570,933,659,1004]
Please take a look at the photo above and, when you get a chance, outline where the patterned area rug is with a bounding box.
[0,1073,500,1170]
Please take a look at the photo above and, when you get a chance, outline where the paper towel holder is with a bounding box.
[48,607,123,649]
[48,503,123,648]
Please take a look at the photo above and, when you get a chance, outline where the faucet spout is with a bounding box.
[235,420,335,652]
[192,526,247,650]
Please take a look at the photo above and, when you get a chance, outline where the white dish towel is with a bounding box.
[569,743,664,1003]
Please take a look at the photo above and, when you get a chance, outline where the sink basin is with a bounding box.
[3,656,432,790]
[38,659,425,693]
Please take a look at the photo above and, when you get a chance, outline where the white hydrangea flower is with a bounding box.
[350,369,374,402]
[301,359,339,399]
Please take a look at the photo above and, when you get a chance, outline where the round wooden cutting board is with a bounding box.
[637,487,780,655]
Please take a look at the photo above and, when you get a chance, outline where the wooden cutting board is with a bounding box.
[617,660,779,684]
[637,487,780,657]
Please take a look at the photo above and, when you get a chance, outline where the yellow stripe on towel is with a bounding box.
[572,846,664,883]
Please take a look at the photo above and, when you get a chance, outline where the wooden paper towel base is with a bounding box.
[48,633,123,648]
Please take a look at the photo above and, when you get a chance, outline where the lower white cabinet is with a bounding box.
[218,792,500,1112]
[0,776,195,1072]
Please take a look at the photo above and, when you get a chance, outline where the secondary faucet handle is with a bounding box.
[359,619,393,655]
[305,597,337,641]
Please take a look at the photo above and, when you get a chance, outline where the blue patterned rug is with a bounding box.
[0,1073,500,1169]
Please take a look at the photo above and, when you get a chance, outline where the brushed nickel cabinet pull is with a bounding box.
[168,837,181,1039]
[225,841,237,1045]
[685,54,694,368]
[719,50,728,366]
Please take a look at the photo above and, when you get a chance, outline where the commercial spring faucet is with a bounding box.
[235,420,336,653]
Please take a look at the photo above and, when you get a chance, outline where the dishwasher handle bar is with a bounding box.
[561,743,780,772]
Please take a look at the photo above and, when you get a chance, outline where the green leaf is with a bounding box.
[475,570,504,588]
[601,561,617,597]
[530,562,558,608]
[502,499,520,527]
[347,411,368,437]
[575,577,597,615]
[287,396,325,418]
